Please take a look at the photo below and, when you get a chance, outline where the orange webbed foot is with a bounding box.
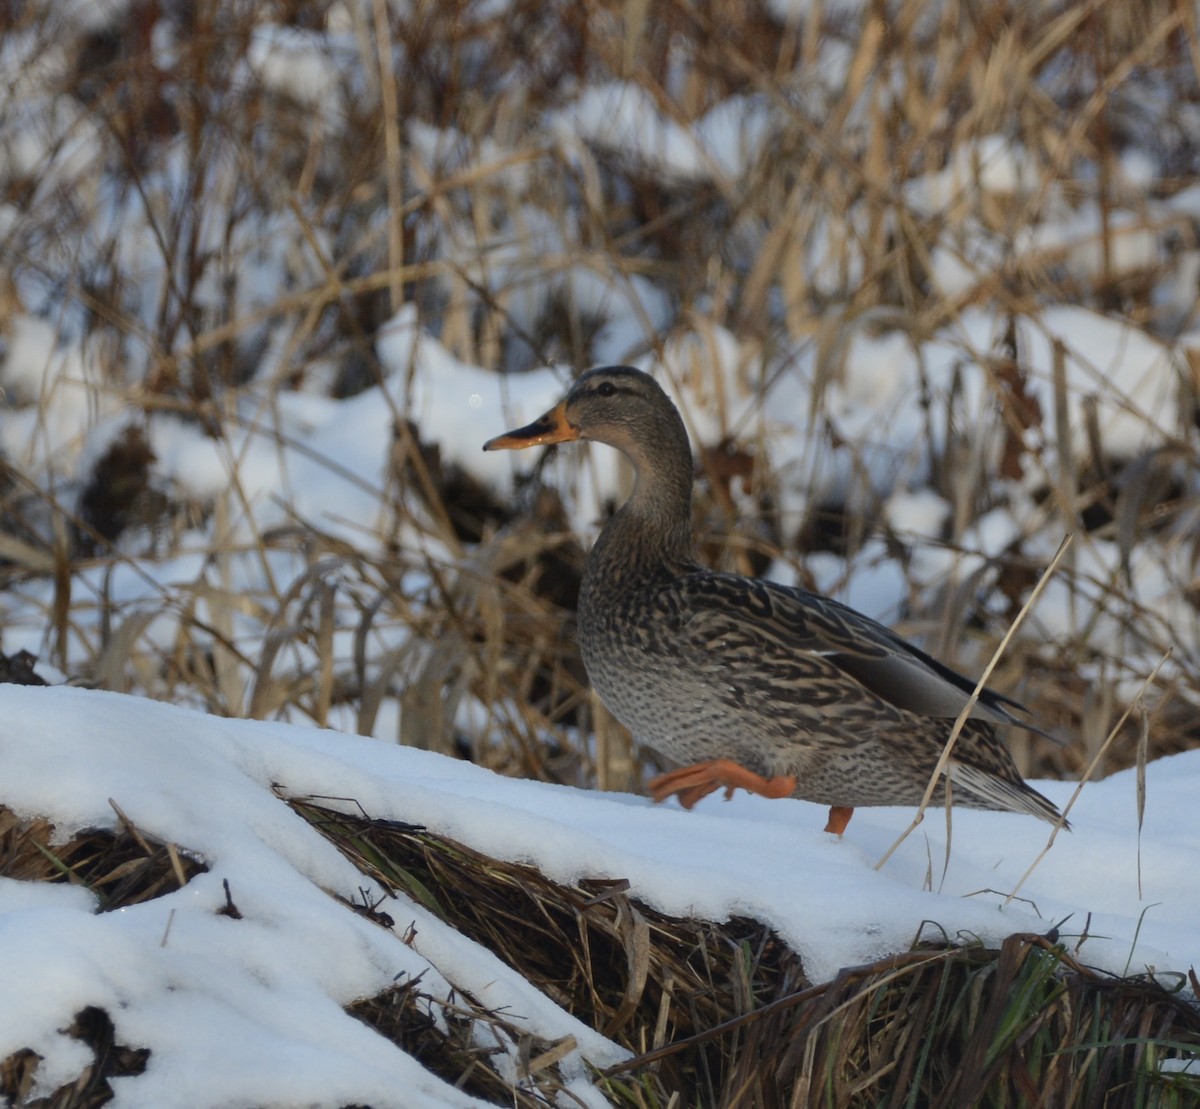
[824,805,854,835]
[647,759,797,810]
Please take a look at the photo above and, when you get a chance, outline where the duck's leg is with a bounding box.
[648,759,797,810]
[824,805,854,835]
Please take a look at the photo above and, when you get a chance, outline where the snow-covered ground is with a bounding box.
[1,683,1197,1106]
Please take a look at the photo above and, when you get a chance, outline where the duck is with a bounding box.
[483,365,1068,834]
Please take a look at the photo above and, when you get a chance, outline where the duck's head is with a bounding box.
[483,366,683,457]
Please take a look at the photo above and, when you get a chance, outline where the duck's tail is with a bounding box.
[948,759,1071,830]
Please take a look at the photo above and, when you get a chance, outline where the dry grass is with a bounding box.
[292,801,1200,1107]
[0,804,205,911]
[0,1007,150,1109]
[297,801,804,1067]
[0,806,199,1106]
[2,0,1198,786]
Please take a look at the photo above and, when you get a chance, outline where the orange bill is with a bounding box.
[482,400,578,451]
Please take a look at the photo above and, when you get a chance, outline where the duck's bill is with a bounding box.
[482,400,579,450]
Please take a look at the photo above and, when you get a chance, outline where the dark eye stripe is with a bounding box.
[592,381,641,399]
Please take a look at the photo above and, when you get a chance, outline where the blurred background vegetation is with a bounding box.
[2,0,1199,798]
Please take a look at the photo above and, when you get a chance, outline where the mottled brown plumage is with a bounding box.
[484,366,1068,833]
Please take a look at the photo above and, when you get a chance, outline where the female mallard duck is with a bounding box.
[484,366,1067,834]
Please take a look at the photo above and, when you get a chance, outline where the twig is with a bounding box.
[372,0,404,314]
[876,534,1073,871]
[1003,650,1172,906]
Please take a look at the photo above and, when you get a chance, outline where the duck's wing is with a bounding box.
[670,572,1063,743]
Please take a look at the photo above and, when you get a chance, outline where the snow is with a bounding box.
[554,84,776,190]
[764,0,867,18]
[378,304,567,483]
[1018,306,1181,460]
[691,96,775,184]
[0,315,113,468]
[245,25,355,119]
[0,686,626,1107]
[804,541,909,623]
[907,135,1042,217]
[1,684,1197,1104]
[884,489,951,539]
[555,82,708,182]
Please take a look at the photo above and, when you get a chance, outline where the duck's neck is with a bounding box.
[587,428,695,584]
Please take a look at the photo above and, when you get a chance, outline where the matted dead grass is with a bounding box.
[2,796,1198,1105]
[0,805,205,1106]
[302,800,1200,1108]
[0,803,206,911]
[0,1007,150,1109]
[297,798,805,1104]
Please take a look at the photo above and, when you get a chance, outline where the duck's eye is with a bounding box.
[596,381,617,398]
